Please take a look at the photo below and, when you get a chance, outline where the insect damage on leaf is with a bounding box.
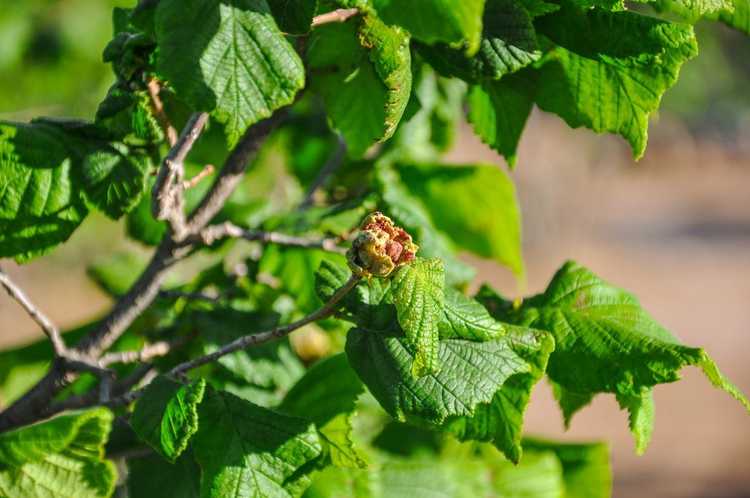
[347,211,419,277]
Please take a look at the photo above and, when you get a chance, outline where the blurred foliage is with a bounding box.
[661,21,750,140]
[0,0,130,120]
[2,1,749,138]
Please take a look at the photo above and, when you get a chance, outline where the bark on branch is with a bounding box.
[199,221,346,253]
[0,267,67,356]
[0,113,282,433]
[151,112,210,239]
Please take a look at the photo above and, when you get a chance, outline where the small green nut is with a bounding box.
[347,212,418,278]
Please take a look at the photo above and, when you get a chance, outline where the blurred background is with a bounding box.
[1,1,749,497]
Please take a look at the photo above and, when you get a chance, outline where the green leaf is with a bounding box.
[488,449,564,498]
[318,413,366,468]
[268,0,318,34]
[0,408,116,498]
[95,86,165,146]
[131,376,206,462]
[375,164,476,286]
[418,0,541,82]
[345,326,529,425]
[1,119,150,260]
[467,72,535,167]
[616,390,654,455]
[0,121,89,262]
[518,0,560,17]
[305,440,576,498]
[397,163,525,276]
[390,258,445,376]
[484,261,750,452]
[128,453,201,498]
[533,8,698,159]
[708,0,750,34]
[564,0,624,9]
[279,354,364,426]
[383,65,467,163]
[524,439,612,498]
[307,12,412,157]
[649,0,733,18]
[446,325,554,463]
[260,246,346,313]
[372,0,486,54]
[195,309,305,407]
[379,461,469,497]
[280,353,366,468]
[304,445,568,498]
[155,0,305,146]
[302,464,374,498]
[193,387,323,498]
[439,287,505,341]
[80,145,150,219]
[126,190,166,246]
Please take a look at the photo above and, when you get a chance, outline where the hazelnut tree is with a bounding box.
[0,0,749,497]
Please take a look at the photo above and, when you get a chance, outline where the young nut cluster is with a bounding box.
[347,212,418,277]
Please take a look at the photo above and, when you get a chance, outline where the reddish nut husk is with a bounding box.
[347,212,418,277]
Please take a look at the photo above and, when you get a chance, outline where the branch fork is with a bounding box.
[0,10,357,430]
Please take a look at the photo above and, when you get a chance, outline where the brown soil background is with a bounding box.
[2,112,749,497]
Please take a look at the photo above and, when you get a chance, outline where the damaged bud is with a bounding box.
[347,212,419,277]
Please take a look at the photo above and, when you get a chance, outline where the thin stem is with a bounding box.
[169,273,360,376]
[146,78,178,147]
[158,289,222,303]
[311,8,359,27]
[0,267,66,355]
[199,221,346,254]
[99,341,174,367]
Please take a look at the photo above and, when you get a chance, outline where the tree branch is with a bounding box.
[20,273,360,418]
[45,364,156,418]
[169,273,360,376]
[151,112,210,239]
[183,164,215,190]
[199,221,346,254]
[0,113,283,433]
[99,340,175,367]
[0,267,66,355]
[187,112,285,232]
